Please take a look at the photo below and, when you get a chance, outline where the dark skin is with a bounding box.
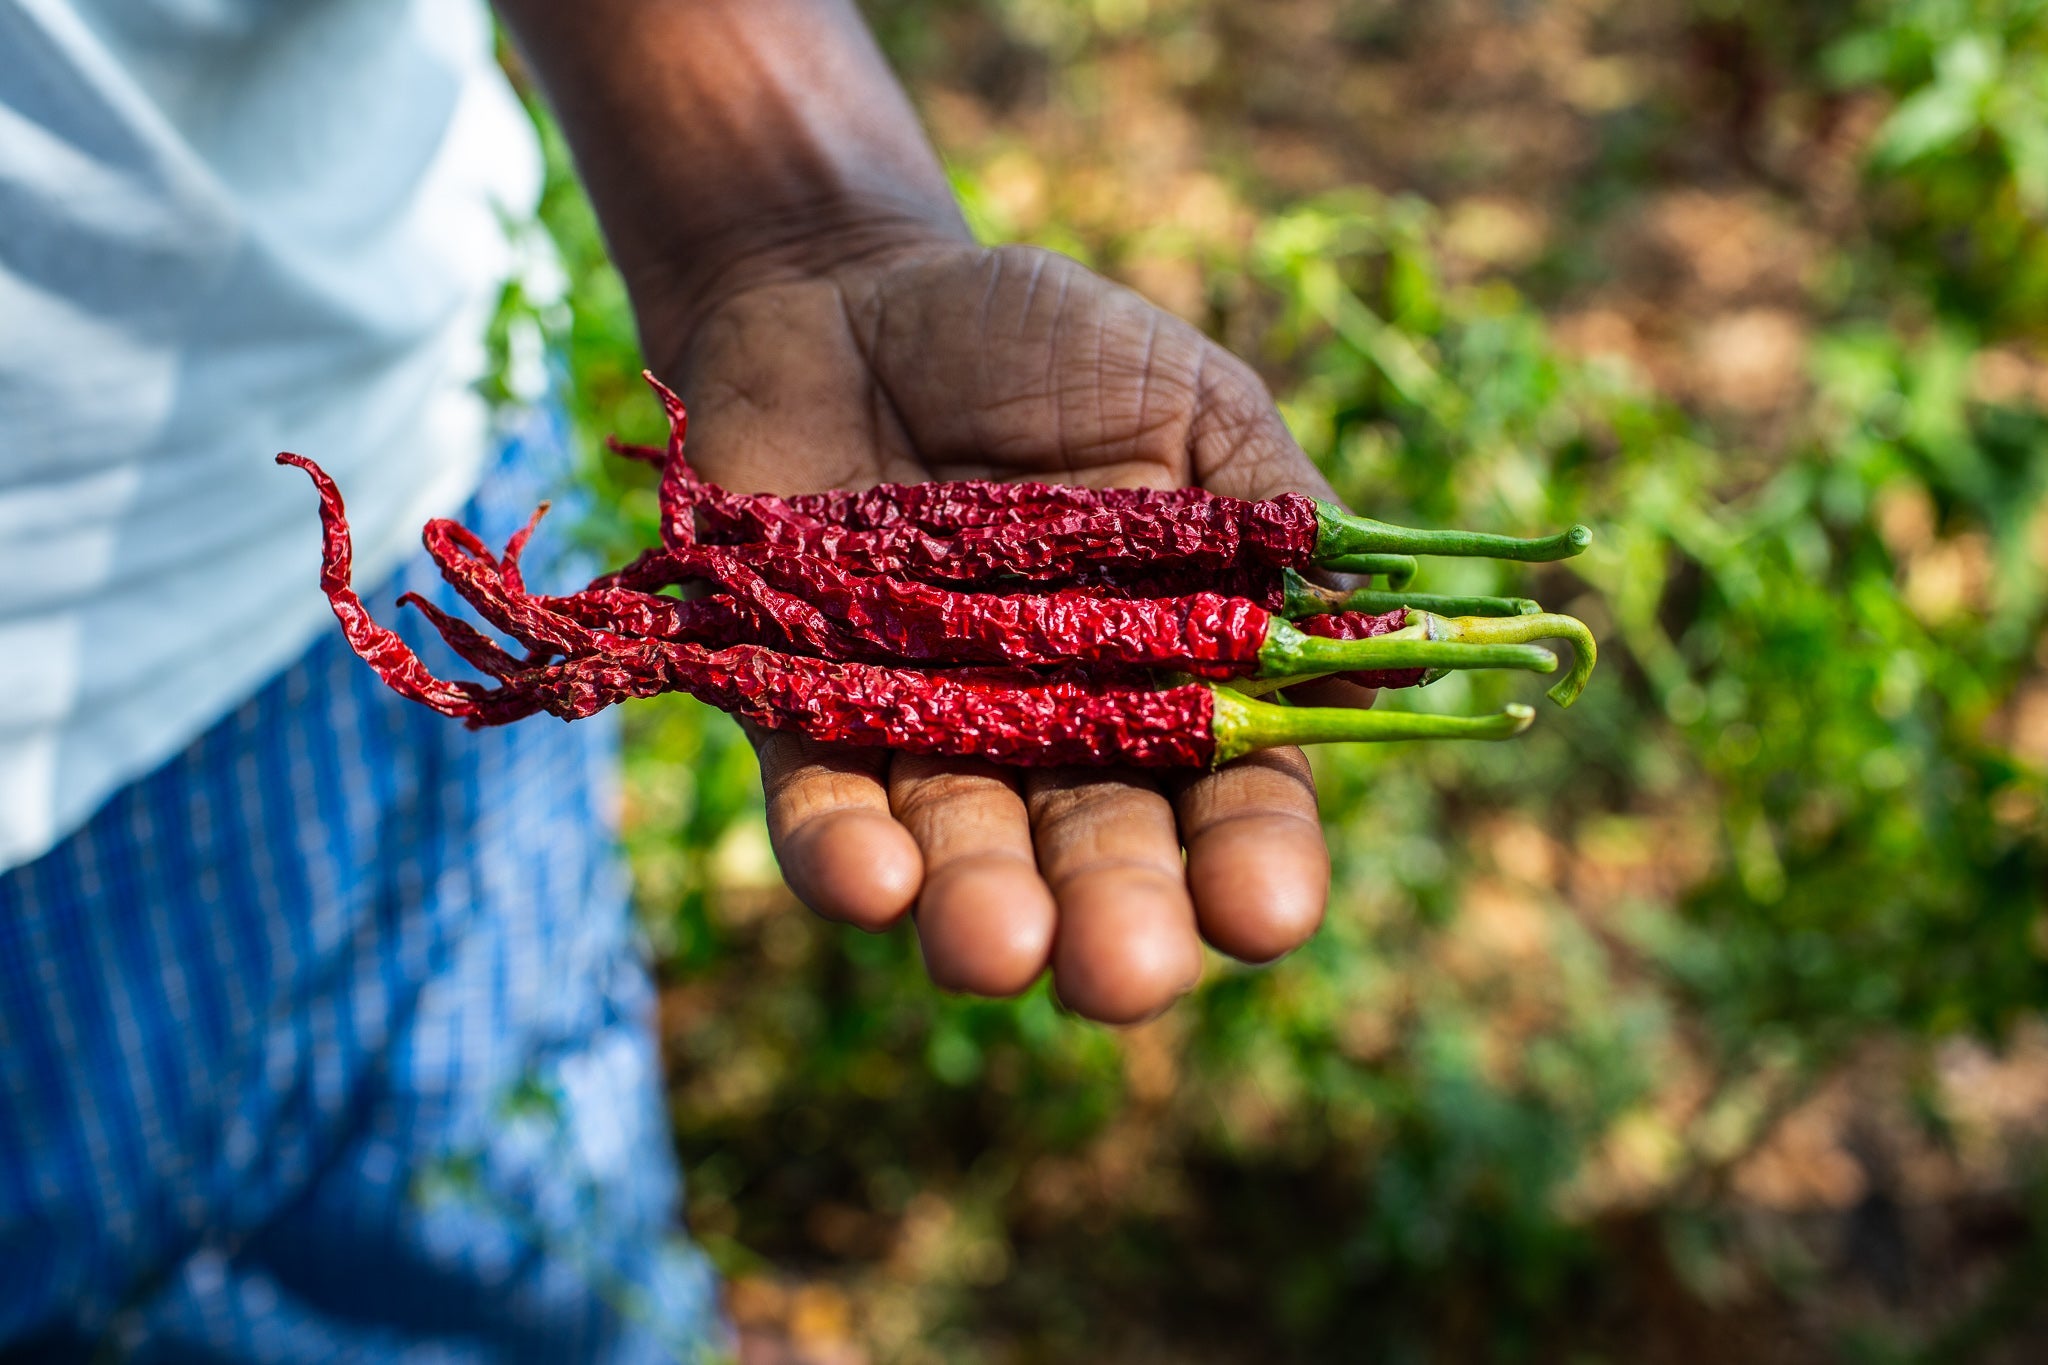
[497,0,1353,1024]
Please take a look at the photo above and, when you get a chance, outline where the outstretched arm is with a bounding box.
[495,0,1339,1024]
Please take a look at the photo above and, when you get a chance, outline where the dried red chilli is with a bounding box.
[411,510,1156,682]
[420,515,596,657]
[546,587,766,648]
[648,379,703,549]
[411,497,1178,686]
[408,507,783,659]
[616,447,1217,535]
[398,593,530,678]
[620,376,1224,538]
[375,481,1585,698]
[275,453,487,716]
[566,561,1593,706]
[600,381,706,548]
[784,480,1222,532]
[420,522,1563,693]
[469,637,1535,763]
[284,346,1603,767]
[690,483,1324,582]
[627,374,1592,575]
[582,541,1566,683]
[279,454,1541,763]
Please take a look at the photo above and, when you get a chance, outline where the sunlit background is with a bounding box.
[487,2,2048,1359]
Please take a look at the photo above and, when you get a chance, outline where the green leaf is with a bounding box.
[1872,33,2004,167]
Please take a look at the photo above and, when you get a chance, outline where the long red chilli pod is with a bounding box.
[417,514,900,670]
[416,509,1026,681]
[425,526,1595,707]
[781,481,1217,532]
[283,455,1541,765]
[681,483,1589,584]
[419,504,841,664]
[405,501,791,661]
[599,387,711,547]
[623,374,1222,538]
[398,593,530,679]
[275,454,487,716]
[420,516,599,657]
[413,524,1168,683]
[630,375,1591,575]
[609,543,1572,686]
[342,470,1587,707]
[436,637,1540,766]
[546,587,771,647]
[648,378,703,547]
[685,484,1320,581]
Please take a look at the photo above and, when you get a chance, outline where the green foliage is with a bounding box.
[1827,0,2048,324]
[1258,185,2048,1057]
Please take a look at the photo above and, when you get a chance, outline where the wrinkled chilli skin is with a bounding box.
[691,487,1324,583]
[276,454,486,716]
[626,373,1590,576]
[281,370,1591,769]
[633,373,1314,560]
[593,543,1275,676]
[516,641,1220,767]
[280,453,1219,765]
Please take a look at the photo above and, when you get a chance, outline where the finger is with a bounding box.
[752,731,922,931]
[889,755,1056,998]
[1186,346,1345,505]
[1165,747,1329,964]
[1025,770,1205,1025]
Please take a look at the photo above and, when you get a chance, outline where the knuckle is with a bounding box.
[1025,770,1152,827]
[889,764,1019,825]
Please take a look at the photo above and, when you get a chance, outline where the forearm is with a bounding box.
[494,0,970,347]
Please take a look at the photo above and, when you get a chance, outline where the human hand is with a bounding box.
[641,238,1344,1024]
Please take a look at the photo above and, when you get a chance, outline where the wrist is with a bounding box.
[495,0,975,373]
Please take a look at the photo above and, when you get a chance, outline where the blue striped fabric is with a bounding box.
[0,407,723,1362]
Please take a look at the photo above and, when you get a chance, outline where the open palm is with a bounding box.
[651,242,1341,1024]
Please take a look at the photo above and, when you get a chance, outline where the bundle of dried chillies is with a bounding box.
[279,375,1596,769]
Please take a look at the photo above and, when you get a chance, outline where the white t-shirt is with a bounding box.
[0,0,543,869]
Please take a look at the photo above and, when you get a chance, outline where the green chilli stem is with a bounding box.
[1407,611,1597,707]
[1314,504,1593,563]
[1320,553,1419,587]
[1331,589,1541,618]
[1278,570,1334,619]
[1278,569,1539,619]
[1257,619,1558,679]
[1277,568,1327,618]
[1210,690,1535,762]
[1359,593,1540,618]
[1227,669,1364,697]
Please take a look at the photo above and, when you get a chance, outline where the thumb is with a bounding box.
[1186,346,1345,508]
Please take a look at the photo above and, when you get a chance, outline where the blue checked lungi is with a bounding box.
[0,407,723,1362]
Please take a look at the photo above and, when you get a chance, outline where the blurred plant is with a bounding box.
[1710,0,2048,326]
[1257,179,2048,1041]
